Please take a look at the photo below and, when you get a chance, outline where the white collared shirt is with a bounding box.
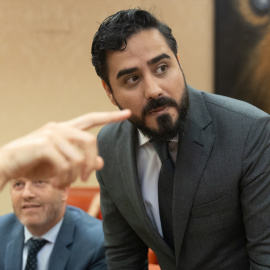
[22,218,63,270]
[136,130,178,236]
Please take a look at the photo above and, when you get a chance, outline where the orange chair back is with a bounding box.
[67,187,100,212]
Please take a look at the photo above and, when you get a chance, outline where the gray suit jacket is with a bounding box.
[96,87,270,270]
[0,206,107,270]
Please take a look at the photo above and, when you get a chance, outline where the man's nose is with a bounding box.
[22,182,35,198]
[144,75,163,100]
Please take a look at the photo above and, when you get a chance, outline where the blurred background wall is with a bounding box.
[0,0,214,215]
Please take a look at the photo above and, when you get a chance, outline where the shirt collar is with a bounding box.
[24,218,64,244]
[137,129,179,147]
[137,129,150,147]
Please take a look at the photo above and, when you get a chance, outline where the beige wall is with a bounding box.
[0,0,214,215]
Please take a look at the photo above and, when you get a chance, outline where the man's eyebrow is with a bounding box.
[147,53,171,65]
[117,67,138,80]
[116,53,171,80]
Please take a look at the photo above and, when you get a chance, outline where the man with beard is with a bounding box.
[91,9,270,270]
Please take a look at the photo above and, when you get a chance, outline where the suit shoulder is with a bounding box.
[64,206,105,254]
[188,87,270,136]
[65,206,103,235]
[0,213,18,228]
[97,119,133,149]
[98,119,130,138]
[202,91,269,120]
[0,213,21,237]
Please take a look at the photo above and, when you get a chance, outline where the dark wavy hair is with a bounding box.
[91,8,178,89]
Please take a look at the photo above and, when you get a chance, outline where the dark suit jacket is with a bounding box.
[0,206,107,270]
[96,87,270,270]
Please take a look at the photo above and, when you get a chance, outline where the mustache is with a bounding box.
[142,96,178,120]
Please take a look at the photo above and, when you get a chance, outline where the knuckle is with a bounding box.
[60,162,70,174]
[44,121,57,130]
[73,155,84,166]
[38,133,53,147]
[85,134,96,145]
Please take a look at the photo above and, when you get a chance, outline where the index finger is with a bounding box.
[62,109,131,130]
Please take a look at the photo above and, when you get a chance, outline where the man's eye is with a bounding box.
[125,75,139,85]
[35,180,45,185]
[13,181,23,189]
[156,64,167,74]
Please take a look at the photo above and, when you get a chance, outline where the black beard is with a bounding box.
[129,85,189,141]
[112,83,190,141]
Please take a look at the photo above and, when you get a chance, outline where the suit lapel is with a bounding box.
[173,87,215,265]
[116,122,174,258]
[5,221,24,270]
[48,208,73,270]
[173,120,215,265]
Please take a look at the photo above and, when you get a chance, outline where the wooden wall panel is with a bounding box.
[0,0,213,214]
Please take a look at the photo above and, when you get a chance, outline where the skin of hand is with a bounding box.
[0,110,131,190]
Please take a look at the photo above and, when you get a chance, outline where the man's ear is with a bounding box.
[62,187,69,202]
[101,80,117,106]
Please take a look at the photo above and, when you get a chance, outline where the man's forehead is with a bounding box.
[110,31,171,57]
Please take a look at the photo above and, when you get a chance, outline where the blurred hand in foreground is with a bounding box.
[0,110,131,190]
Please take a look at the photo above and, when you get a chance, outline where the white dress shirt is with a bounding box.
[136,130,178,236]
[23,218,63,270]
